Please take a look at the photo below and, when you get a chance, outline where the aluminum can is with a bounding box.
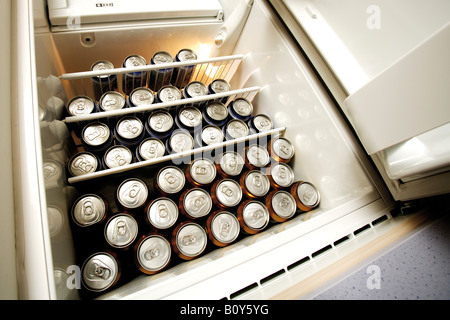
[116,178,149,211]
[102,145,133,170]
[208,79,231,104]
[211,178,242,209]
[136,137,166,162]
[154,166,186,197]
[127,87,155,109]
[248,113,273,134]
[104,213,139,250]
[237,199,270,235]
[240,170,271,199]
[265,189,297,223]
[228,97,253,121]
[171,221,207,260]
[206,210,240,247]
[156,85,182,104]
[223,119,249,140]
[90,60,118,101]
[175,106,203,133]
[81,251,120,292]
[166,129,194,154]
[290,181,321,212]
[244,144,270,170]
[266,162,295,189]
[202,101,228,127]
[71,194,108,228]
[182,81,208,108]
[185,157,217,187]
[145,197,179,230]
[66,95,96,116]
[172,48,197,89]
[98,91,126,112]
[215,151,245,178]
[145,110,174,139]
[268,137,295,163]
[81,121,114,155]
[68,152,99,177]
[179,188,213,219]
[134,234,171,275]
[122,54,147,96]
[148,51,174,92]
[194,125,224,147]
[114,116,145,149]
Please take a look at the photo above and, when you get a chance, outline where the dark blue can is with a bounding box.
[172,49,197,89]
[145,110,175,140]
[175,106,203,133]
[90,60,118,101]
[202,101,229,127]
[122,54,148,96]
[228,97,253,121]
[248,113,273,134]
[114,116,145,150]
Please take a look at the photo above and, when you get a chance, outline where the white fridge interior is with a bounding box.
[9,0,448,300]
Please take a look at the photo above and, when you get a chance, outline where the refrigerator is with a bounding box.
[3,0,450,300]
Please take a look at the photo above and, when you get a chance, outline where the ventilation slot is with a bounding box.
[311,244,332,258]
[230,282,259,300]
[287,256,310,271]
[372,214,388,226]
[333,234,351,247]
[260,269,286,286]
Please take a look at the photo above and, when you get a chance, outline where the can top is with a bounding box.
[296,182,320,208]
[69,152,98,176]
[185,81,208,98]
[271,137,295,161]
[157,166,185,194]
[138,138,165,160]
[43,159,63,187]
[149,110,174,133]
[152,51,174,64]
[210,211,240,244]
[189,158,216,185]
[116,116,144,140]
[116,178,148,209]
[244,170,270,197]
[252,114,273,132]
[99,91,126,111]
[169,129,194,153]
[67,96,95,116]
[72,194,106,227]
[105,213,139,248]
[205,102,228,122]
[147,197,179,229]
[209,79,231,94]
[201,125,224,145]
[47,206,64,238]
[130,87,154,106]
[225,119,249,139]
[231,98,253,117]
[176,48,197,61]
[104,145,133,169]
[218,151,244,176]
[215,179,242,207]
[271,190,296,219]
[123,54,147,69]
[90,60,114,78]
[246,144,270,168]
[178,106,202,129]
[183,188,212,218]
[82,122,111,147]
[136,235,171,272]
[242,201,269,230]
[175,223,207,257]
[270,163,295,188]
[158,85,182,102]
[82,252,118,292]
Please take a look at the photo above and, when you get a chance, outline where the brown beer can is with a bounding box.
[185,157,217,187]
[236,199,270,235]
[81,251,121,293]
[215,151,245,179]
[268,137,295,164]
[179,188,213,219]
[206,210,240,247]
[243,144,270,170]
[211,178,242,209]
[265,189,297,223]
[290,181,321,212]
[240,170,270,199]
[265,162,295,189]
[171,221,208,260]
[134,234,171,275]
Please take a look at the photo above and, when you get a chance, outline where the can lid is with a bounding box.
[104,145,133,169]
[158,85,182,102]
[242,201,269,230]
[246,145,270,168]
[90,60,114,78]
[211,211,240,244]
[149,110,174,133]
[69,152,98,176]
[147,198,179,229]
[244,170,270,197]
[116,178,148,209]
[270,163,295,188]
[225,119,249,139]
[218,151,244,176]
[231,98,253,117]
[271,190,296,219]
[189,158,216,185]
[136,235,171,272]
[296,182,320,208]
[178,106,202,128]
[201,125,224,145]
[82,122,111,146]
[152,51,174,64]
[176,223,207,257]
[205,102,228,121]
[82,252,119,292]
[169,130,194,153]
[210,79,231,94]
[216,179,242,207]
[252,114,273,132]
[185,81,208,98]
[130,87,154,106]
[105,213,139,248]
[123,54,147,68]
[138,138,165,160]
[99,91,125,111]
[176,49,197,61]
[72,194,106,227]
[67,96,95,116]
[47,206,64,238]
[116,116,144,140]
[272,137,295,161]
[183,188,212,218]
[43,159,63,186]
[157,166,185,194]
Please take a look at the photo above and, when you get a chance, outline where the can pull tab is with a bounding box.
[181,234,197,246]
[81,198,97,222]
[112,218,130,242]
[144,247,160,261]
[88,259,112,281]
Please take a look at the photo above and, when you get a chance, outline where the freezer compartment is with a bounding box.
[26,0,392,299]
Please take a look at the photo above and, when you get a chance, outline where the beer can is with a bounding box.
[268,137,295,164]
[179,188,213,219]
[98,91,126,113]
[102,145,133,170]
[81,251,120,293]
[290,181,321,212]
[223,119,249,141]
[266,162,295,189]
[195,125,224,147]
[215,151,245,178]
[206,210,240,247]
[68,151,100,177]
[148,51,174,92]
[145,197,179,230]
[240,170,270,199]
[228,97,253,121]
[104,213,139,250]
[90,60,118,101]
[81,121,114,155]
[134,234,171,275]
[145,110,174,140]
[136,137,166,162]
[156,85,182,104]
[237,199,270,235]
[244,144,270,170]
[172,48,197,89]
[211,178,242,209]
[175,106,203,133]
[185,157,217,187]
[66,95,96,116]
[127,87,155,109]
[202,101,228,127]
[265,189,297,223]
[71,194,108,228]
[166,129,194,154]
[182,81,208,108]
[122,54,148,96]
[208,79,231,104]
[116,178,149,211]
[171,221,208,260]
[248,113,273,134]
[154,166,185,197]
[114,116,145,149]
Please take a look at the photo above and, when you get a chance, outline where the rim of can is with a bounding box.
[71,193,106,227]
[99,91,126,111]
[176,48,197,61]
[90,60,115,78]
[270,190,297,219]
[81,252,119,292]
[205,101,228,121]
[147,197,179,229]
[47,206,65,238]
[244,170,270,197]
[151,51,174,64]
[169,129,194,153]
[271,137,295,161]
[82,122,111,147]
[138,137,165,160]
[130,87,154,106]
[157,85,182,102]
[270,162,295,188]
[68,152,98,176]
[230,97,253,117]
[104,213,139,248]
[175,222,207,257]
[183,188,213,218]
[225,119,249,139]
[116,116,144,140]
[67,95,95,116]
[210,211,240,244]
[116,178,148,209]
[104,145,133,169]
[215,179,242,207]
[209,79,231,93]
[201,125,224,145]
[246,144,270,168]
[184,81,208,98]
[123,54,147,68]
[296,181,320,209]
[148,110,174,133]
[241,200,270,230]
[136,235,171,272]
[157,166,185,194]
[217,151,245,176]
[252,114,273,132]
[178,106,202,128]
[189,158,216,185]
